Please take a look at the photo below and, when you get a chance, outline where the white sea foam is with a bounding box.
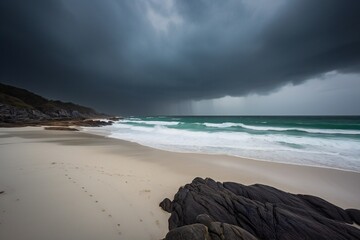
[203,122,241,128]
[92,122,360,172]
[120,119,180,126]
[204,122,360,135]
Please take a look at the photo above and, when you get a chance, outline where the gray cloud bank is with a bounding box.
[1,0,360,114]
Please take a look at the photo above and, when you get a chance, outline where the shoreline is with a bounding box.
[83,126,360,174]
[3,126,360,207]
[1,127,360,239]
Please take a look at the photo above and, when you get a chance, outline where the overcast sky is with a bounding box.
[1,0,360,115]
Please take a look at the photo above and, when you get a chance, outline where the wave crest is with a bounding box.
[204,122,360,135]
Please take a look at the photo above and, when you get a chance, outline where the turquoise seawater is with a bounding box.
[96,116,360,172]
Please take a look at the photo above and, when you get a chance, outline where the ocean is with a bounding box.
[92,116,360,172]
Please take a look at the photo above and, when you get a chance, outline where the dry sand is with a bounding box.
[0,127,359,240]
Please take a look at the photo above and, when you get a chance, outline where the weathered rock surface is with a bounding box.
[160,177,360,240]
[346,209,360,225]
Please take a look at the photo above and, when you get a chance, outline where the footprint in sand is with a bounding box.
[140,189,151,193]
[139,190,151,200]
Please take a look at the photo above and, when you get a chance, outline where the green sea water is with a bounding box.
[96,116,360,172]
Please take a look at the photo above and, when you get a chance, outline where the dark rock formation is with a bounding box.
[160,177,360,240]
[160,198,173,212]
[44,127,79,131]
[347,209,360,225]
[0,82,114,126]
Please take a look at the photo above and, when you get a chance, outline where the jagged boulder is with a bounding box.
[160,178,360,240]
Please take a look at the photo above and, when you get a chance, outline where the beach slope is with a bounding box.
[0,127,359,239]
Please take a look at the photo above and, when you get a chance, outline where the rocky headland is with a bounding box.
[160,177,360,240]
[0,82,120,127]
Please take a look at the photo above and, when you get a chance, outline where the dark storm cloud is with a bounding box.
[1,0,360,114]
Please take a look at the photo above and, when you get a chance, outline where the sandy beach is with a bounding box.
[0,127,359,240]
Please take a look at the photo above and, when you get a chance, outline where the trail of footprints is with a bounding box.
[57,161,162,237]
[63,171,123,235]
